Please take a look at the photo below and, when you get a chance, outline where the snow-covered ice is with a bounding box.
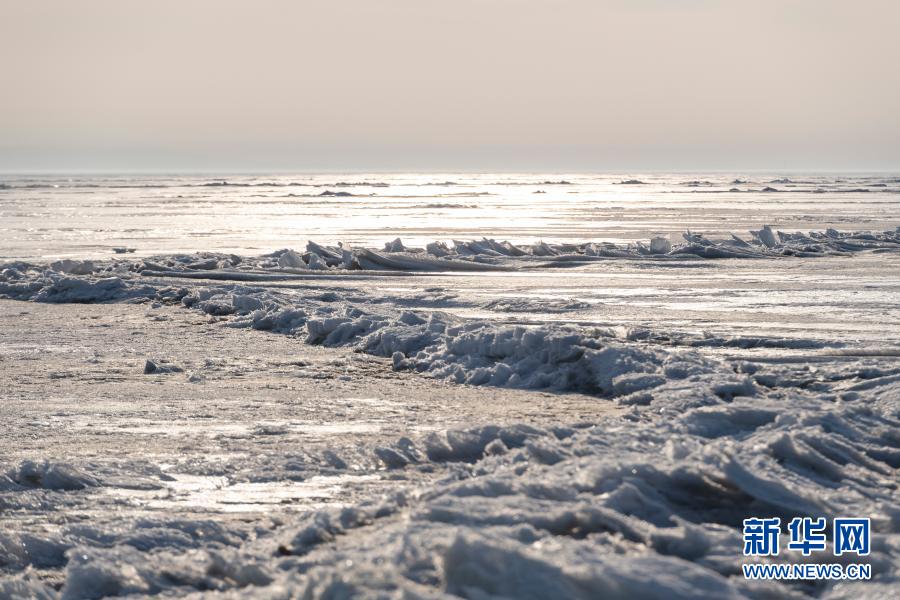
[1,174,899,598]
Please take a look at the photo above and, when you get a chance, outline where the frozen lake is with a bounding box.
[1,173,898,598]
[4,172,899,351]
[2,173,899,260]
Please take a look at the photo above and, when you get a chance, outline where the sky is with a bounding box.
[1,0,899,173]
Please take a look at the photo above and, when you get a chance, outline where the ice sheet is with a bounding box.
[1,194,898,596]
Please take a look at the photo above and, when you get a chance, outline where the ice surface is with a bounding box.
[1,226,898,597]
[2,227,899,395]
[245,370,895,598]
[3,173,900,263]
[6,361,894,597]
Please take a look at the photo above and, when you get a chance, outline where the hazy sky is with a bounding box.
[1,1,898,172]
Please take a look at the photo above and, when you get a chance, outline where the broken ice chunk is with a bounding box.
[649,237,672,254]
[277,250,305,268]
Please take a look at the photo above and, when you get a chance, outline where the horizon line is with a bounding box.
[2,168,899,176]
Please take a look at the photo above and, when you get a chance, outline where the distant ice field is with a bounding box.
[2,173,899,260]
[2,173,899,352]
